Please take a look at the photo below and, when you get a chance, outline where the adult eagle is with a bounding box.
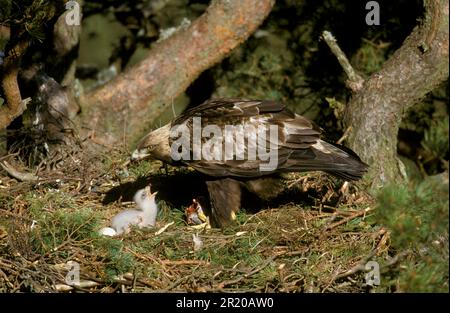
[131,99,368,227]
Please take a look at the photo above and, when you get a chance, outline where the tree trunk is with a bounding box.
[82,0,275,147]
[344,0,449,190]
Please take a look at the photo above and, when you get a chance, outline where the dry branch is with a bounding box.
[83,0,275,146]
[0,161,39,182]
[322,31,365,92]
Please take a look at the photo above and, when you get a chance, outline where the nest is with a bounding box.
[0,138,391,293]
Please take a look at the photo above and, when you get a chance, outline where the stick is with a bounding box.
[334,250,377,281]
[325,207,372,230]
[0,161,40,182]
[321,31,365,92]
[216,255,278,289]
[155,221,174,235]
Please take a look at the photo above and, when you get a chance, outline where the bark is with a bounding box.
[344,0,449,190]
[83,0,275,146]
[0,39,29,129]
[52,3,82,90]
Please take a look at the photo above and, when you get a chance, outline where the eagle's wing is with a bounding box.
[171,99,367,180]
[171,99,323,177]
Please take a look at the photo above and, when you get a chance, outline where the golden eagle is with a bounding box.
[132,99,368,227]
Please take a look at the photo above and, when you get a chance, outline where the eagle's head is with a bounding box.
[131,123,173,163]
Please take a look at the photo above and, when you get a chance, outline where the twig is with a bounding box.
[81,272,159,290]
[53,280,100,292]
[321,31,365,92]
[337,126,353,145]
[325,207,372,230]
[0,268,14,289]
[334,250,377,281]
[0,152,19,162]
[216,255,278,289]
[0,161,40,181]
[161,260,209,266]
[155,221,174,235]
[166,270,200,291]
[384,250,411,267]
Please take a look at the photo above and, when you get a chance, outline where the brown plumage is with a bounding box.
[132,99,368,228]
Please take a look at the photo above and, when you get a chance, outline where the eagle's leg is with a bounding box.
[243,176,285,201]
[205,178,242,228]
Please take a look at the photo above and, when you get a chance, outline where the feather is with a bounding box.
[132,98,369,228]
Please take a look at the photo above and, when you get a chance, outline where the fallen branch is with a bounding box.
[53,280,99,292]
[0,161,40,182]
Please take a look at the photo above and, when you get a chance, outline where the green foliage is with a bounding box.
[422,116,449,160]
[375,177,449,292]
[0,0,59,41]
[128,160,156,178]
[400,86,448,175]
[95,237,137,280]
[401,101,436,134]
[352,40,389,75]
[213,32,294,103]
[30,204,101,254]
[325,97,345,121]
[0,0,12,21]
[376,178,448,248]
[26,190,76,215]
[395,252,449,293]
[23,190,102,258]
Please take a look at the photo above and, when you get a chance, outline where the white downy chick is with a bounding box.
[109,185,158,235]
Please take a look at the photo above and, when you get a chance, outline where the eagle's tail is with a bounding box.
[285,140,369,181]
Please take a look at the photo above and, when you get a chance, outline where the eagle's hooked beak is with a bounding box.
[130,123,172,163]
[131,148,151,161]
